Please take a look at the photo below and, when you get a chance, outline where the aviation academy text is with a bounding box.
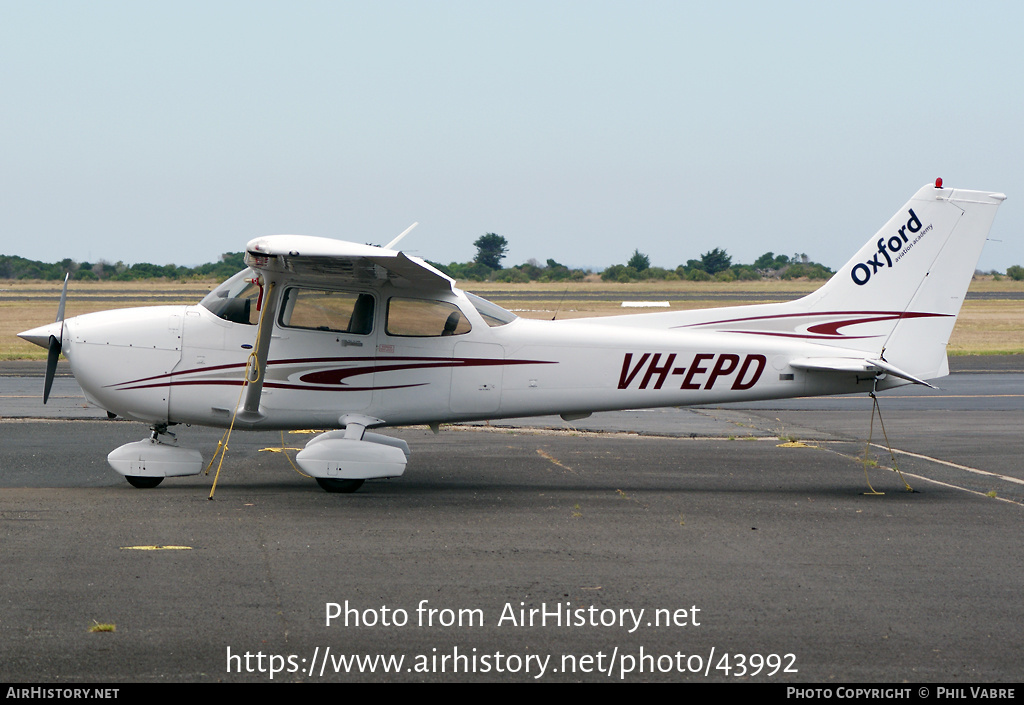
[326,600,701,633]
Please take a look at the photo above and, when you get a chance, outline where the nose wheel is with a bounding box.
[315,478,365,493]
[125,475,164,489]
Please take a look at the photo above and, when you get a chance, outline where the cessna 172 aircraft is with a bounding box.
[18,181,1005,492]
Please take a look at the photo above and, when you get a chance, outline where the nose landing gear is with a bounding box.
[107,424,203,489]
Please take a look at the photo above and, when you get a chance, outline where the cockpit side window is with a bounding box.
[199,269,260,325]
[386,298,472,337]
[279,288,375,335]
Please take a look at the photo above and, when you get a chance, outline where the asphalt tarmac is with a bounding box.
[1,358,1022,683]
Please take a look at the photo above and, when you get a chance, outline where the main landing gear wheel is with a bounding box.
[125,476,164,489]
[315,478,365,493]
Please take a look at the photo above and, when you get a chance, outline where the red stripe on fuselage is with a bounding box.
[105,356,554,391]
[674,310,949,340]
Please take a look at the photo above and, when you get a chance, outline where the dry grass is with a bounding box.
[3,276,1021,358]
[1,279,218,359]
[946,300,1024,355]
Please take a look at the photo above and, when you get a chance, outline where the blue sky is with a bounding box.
[2,1,1021,273]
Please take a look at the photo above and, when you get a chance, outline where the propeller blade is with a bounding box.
[43,272,70,405]
[43,335,60,404]
[56,272,69,323]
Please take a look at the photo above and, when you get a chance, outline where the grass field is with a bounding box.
[3,276,1022,359]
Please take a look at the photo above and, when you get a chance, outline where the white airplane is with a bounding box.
[19,181,1005,492]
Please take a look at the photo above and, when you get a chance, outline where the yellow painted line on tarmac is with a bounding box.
[120,546,193,551]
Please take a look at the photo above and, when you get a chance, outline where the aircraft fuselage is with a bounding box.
[58,285,897,431]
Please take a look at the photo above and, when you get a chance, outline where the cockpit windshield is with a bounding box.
[465,292,517,327]
[199,269,260,325]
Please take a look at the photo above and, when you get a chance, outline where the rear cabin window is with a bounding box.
[386,298,471,337]
[279,288,375,335]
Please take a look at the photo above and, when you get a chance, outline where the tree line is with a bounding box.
[600,248,834,283]
[428,234,838,283]
[433,234,1024,283]
[0,253,247,281]
[3,237,1022,283]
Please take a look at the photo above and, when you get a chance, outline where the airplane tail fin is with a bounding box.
[582,181,1004,383]
[790,181,1005,379]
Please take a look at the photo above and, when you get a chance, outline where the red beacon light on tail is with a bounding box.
[935,177,943,188]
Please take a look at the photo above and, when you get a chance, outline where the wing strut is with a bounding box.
[207,277,281,500]
[237,278,281,423]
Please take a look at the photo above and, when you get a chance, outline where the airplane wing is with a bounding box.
[233,234,457,423]
[244,235,454,292]
[789,357,936,388]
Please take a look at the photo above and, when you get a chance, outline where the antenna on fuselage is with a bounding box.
[551,286,569,321]
[384,222,419,251]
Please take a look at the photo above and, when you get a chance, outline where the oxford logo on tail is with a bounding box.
[851,209,924,286]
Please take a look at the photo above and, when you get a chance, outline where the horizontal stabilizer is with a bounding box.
[790,357,936,388]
